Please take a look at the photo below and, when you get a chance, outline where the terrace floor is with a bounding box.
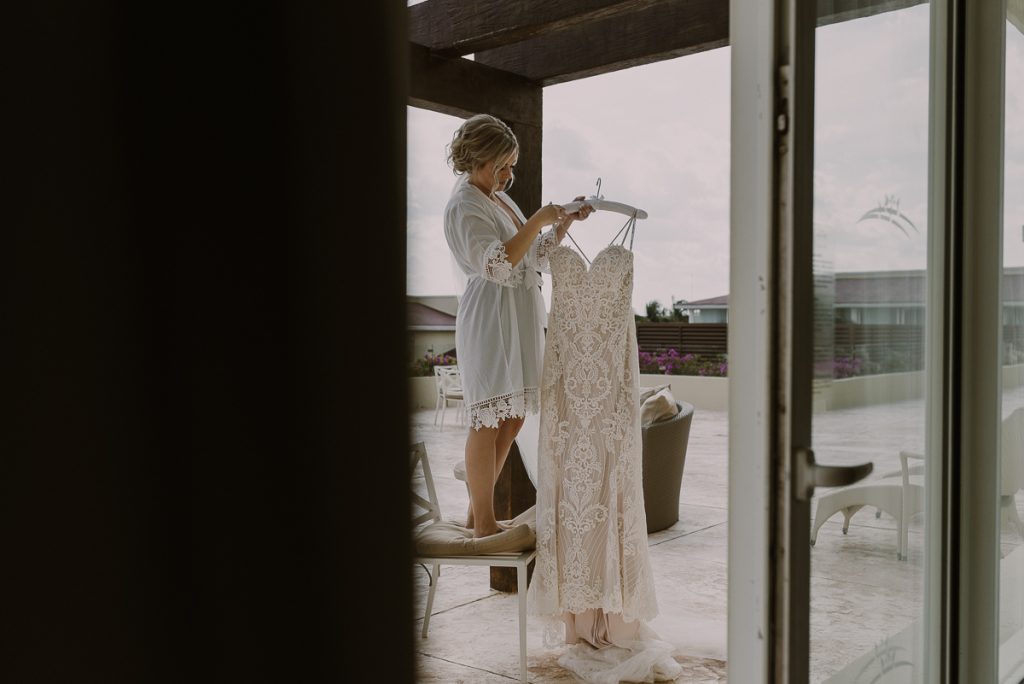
[410,388,1024,683]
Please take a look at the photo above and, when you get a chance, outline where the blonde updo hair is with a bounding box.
[446,114,518,175]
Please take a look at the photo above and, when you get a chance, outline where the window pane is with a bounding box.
[809,4,930,681]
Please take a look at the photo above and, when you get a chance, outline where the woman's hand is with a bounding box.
[533,203,567,226]
[566,195,594,222]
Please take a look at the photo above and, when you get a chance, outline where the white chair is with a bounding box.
[433,365,465,428]
[810,477,908,559]
[1000,408,1024,539]
[889,407,1024,553]
[810,448,926,561]
[893,450,925,561]
[410,442,536,683]
[811,407,1024,560]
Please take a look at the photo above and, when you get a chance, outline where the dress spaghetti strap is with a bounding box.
[607,211,638,251]
[564,210,639,265]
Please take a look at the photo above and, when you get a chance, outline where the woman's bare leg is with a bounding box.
[495,416,524,480]
[465,425,501,537]
[493,417,524,528]
[465,416,525,533]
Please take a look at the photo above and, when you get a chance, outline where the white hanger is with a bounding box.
[560,178,648,219]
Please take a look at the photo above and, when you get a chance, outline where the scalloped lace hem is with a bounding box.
[468,388,539,430]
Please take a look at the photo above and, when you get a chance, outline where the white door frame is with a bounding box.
[726,0,776,679]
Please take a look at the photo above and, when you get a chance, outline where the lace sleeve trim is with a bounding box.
[482,240,522,286]
[468,389,539,430]
[534,229,559,273]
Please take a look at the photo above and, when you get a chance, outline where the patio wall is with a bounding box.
[819,363,1024,411]
[817,370,924,411]
[639,373,728,411]
[409,364,1024,415]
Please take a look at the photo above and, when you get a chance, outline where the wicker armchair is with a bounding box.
[640,400,695,533]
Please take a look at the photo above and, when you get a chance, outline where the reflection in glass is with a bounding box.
[808,4,930,682]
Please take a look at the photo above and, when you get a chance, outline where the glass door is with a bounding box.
[806,5,933,682]
[730,0,1008,681]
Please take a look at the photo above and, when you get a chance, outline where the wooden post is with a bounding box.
[505,120,542,219]
[490,440,537,591]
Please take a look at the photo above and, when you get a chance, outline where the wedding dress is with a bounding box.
[529,219,681,683]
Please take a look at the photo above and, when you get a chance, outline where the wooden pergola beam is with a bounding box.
[473,0,726,86]
[472,0,926,86]
[408,41,544,224]
[408,0,665,57]
[408,42,542,127]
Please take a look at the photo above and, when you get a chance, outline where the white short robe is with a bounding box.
[443,177,558,430]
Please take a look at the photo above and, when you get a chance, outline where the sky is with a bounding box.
[407,5,1024,315]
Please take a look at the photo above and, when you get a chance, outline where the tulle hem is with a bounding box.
[558,639,682,684]
[536,611,682,684]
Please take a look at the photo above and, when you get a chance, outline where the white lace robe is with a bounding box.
[442,177,558,430]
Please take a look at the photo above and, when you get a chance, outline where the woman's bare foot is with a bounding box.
[473,525,502,538]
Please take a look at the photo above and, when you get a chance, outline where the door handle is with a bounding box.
[793,447,873,502]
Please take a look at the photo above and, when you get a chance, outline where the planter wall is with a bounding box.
[410,375,438,411]
[408,364,1024,415]
[408,373,730,412]
[818,370,924,411]
[815,363,1024,412]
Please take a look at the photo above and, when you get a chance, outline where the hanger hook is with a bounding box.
[595,177,602,199]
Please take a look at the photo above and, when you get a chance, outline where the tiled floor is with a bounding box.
[410,390,1024,683]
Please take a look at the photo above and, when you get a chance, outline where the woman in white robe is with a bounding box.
[442,113,591,538]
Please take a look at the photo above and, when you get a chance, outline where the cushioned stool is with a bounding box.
[414,506,536,556]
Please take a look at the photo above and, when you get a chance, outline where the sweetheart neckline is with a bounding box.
[555,243,632,272]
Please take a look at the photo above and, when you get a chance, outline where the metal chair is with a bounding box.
[410,442,535,683]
